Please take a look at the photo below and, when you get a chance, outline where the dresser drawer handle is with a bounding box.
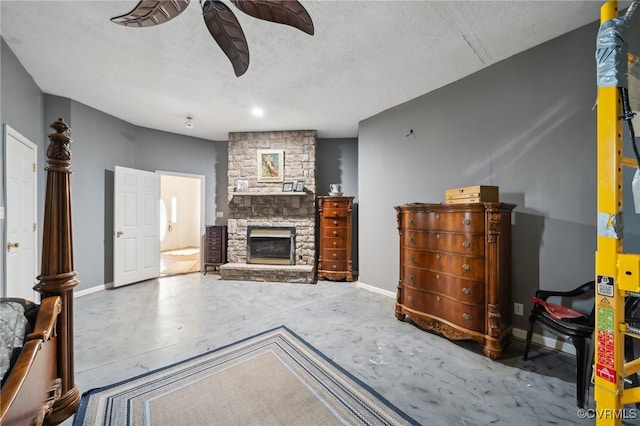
[462,287,471,294]
[463,219,471,226]
[333,220,338,225]
[333,211,339,216]
[436,296,441,302]
[409,255,415,262]
[436,214,440,219]
[333,230,338,235]
[408,296,415,302]
[333,242,338,246]
[409,274,415,281]
[463,313,472,320]
[333,202,338,207]
[409,218,415,224]
[332,265,337,269]
[462,264,471,271]
[333,253,338,258]
[436,254,441,260]
[408,236,414,243]
[436,234,441,239]
[462,241,471,248]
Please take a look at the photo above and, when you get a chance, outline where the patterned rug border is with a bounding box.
[74,325,418,425]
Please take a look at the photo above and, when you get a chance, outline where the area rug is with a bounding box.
[74,326,417,426]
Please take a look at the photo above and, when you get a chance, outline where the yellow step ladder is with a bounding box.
[594,1,640,424]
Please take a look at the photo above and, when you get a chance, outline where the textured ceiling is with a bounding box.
[0,1,620,140]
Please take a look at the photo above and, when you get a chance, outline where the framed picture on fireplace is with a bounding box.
[282,181,294,192]
[294,180,305,192]
[257,149,284,182]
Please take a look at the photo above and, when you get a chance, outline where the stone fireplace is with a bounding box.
[219,130,316,284]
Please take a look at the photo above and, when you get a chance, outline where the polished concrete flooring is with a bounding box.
[65,273,631,425]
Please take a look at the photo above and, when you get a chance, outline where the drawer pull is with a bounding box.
[333,242,338,246]
[436,254,441,260]
[333,202,338,207]
[436,234,441,239]
[408,236,414,243]
[463,219,471,226]
[409,255,415,262]
[463,313,473,320]
[462,241,471,248]
[409,274,415,281]
[332,265,337,269]
[333,230,338,235]
[462,287,471,294]
[333,211,338,216]
[409,218,415,224]
[333,220,338,225]
[436,296,441,302]
[408,296,415,302]
[436,214,440,219]
[333,253,338,258]
[462,264,471,271]
[436,274,440,280]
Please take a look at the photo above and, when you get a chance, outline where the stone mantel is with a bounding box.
[230,192,311,197]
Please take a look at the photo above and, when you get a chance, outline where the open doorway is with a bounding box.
[158,172,205,276]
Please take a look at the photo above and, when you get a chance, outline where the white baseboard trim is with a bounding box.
[355,281,396,298]
[74,284,106,298]
[512,327,576,356]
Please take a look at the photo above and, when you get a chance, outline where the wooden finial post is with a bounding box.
[34,117,80,424]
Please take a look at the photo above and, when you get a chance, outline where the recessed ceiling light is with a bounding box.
[251,107,264,117]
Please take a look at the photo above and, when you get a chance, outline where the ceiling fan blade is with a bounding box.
[231,0,314,35]
[111,0,191,27]
[201,0,250,77]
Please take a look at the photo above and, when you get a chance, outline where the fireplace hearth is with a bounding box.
[247,226,295,265]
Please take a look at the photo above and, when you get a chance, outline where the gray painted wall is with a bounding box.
[358,20,639,331]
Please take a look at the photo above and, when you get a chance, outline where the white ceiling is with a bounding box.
[0,1,619,141]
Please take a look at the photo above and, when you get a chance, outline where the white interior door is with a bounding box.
[4,125,38,299]
[114,166,160,287]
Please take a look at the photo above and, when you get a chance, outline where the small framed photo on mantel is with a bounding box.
[282,181,294,192]
[294,180,305,192]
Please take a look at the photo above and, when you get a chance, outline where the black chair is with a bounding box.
[523,281,595,408]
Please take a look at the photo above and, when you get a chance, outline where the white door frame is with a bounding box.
[3,125,38,299]
[157,170,205,267]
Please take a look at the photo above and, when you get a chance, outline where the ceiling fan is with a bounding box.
[111,0,314,77]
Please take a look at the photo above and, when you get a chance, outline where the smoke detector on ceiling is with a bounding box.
[185,116,194,129]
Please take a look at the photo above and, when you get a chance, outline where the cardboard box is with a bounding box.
[445,185,499,204]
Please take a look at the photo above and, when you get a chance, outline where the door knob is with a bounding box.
[7,242,19,250]
[115,231,124,238]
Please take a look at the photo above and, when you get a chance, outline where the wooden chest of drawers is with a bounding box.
[394,202,515,358]
[317,196,354,281]
[204,225,227,274]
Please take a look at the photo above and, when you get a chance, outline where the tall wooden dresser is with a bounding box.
[317,196,354,281]
[394,202,515,358]
[204,225,227,274]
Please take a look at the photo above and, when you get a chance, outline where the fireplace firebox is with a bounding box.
[247,226,295,265]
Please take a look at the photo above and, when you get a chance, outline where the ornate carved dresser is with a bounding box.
[204,225,227,274]
[317,196,354,281]
[394,202,515,358]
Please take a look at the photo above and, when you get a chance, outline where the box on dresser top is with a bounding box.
[394,202,515,359]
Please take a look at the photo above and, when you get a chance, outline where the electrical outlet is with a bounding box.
[514,302,524,316]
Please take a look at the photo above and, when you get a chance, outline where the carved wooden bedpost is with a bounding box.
[34,118,80,424]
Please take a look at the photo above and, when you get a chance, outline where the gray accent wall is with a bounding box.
[357,20,639,331]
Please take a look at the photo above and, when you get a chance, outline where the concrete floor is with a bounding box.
[65,273,632,425]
